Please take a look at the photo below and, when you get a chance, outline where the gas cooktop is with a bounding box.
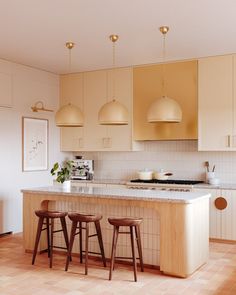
[130,179,204,185]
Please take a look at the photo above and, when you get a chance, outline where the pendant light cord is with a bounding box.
[112,41,116,101]
[162,33,166,97]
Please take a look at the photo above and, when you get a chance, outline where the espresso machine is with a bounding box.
[71,159,94,180]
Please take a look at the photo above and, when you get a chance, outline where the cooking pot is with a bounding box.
[137,170,153,180]
[154,171,173,180]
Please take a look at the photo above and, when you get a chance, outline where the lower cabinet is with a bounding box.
[194,188,236,241]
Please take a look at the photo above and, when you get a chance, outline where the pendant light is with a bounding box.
[55,42,84,127]
[98,34,128,125]
[147,26,182,123]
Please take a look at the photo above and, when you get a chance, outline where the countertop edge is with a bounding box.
[70,179,236,190]
[21,187,211,204]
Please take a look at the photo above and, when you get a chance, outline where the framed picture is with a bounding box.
[22,117,48,171]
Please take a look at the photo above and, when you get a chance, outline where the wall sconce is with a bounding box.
[31,101,53,112]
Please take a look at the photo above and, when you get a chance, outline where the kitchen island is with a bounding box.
[21,186,210,278]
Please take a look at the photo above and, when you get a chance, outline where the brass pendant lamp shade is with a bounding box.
[55,103,84,127]
[98,35,129,125]
[55,42,84,127]
[98,99,128,125]
[147,26,182,123]
[147,96,182,123]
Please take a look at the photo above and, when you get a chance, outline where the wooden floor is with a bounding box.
[1,234,236,295]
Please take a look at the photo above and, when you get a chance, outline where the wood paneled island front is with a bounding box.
[21,186,210,278]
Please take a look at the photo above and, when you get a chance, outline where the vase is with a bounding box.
[62,180,71,190]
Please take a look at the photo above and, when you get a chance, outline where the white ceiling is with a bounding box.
[1,0,236,74]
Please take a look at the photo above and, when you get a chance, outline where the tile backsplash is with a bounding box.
[75,140,236,183]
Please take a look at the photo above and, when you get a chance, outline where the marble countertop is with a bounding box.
[21,186,211,204]
[71,179,236,190]
[71,179,127,185]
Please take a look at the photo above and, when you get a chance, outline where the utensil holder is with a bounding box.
[206,172,215,183]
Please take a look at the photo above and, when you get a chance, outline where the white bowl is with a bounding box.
[137,170,153,180]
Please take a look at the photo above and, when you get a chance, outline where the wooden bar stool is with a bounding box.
[108,217,144,282]
[65,213,106,275]
[32,210,70,268]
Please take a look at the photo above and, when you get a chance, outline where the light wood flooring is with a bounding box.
[1,234,236,294]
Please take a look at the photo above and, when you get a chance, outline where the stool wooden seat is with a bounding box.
[65,213,106,275]
[32,210,69,268]
[108,217,144,282]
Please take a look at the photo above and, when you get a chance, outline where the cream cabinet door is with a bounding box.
[198,55,234,151]
[195,188,236,241]
[210,189,236,241]
[83,70,108,150]
[208,189,223,239]
[60,127,84,151]
[60,73,85,151]
[219,189,236,241]
[83,68,132,151]
[106,68,132,151]
[193,188,220,239]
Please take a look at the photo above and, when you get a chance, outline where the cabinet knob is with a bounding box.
[215,197,227,210]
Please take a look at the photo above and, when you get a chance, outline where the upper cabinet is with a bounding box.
[198,55,236,151]
[133,60,198,140]
[60,67,133,151]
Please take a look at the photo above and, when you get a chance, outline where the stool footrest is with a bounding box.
[82,250,104,256]
[53,245,68,250]
[115,256,141,260]
[52,229,63,234]
[88,233,98,238]
[118,231,131,234]
[75,231,98,238]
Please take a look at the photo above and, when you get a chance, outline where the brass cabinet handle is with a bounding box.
[215,197,227,210]
[227,135,231,148]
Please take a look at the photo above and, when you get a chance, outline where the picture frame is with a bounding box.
[22,117,48,171]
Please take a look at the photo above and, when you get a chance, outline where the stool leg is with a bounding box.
[85,222,89,275]
[32,216,44,265]
[46,217,50,258]
[109,225,119,281]
[130,226,137,282]
[95,220,106,267]
[60,217,71,261]
[79,222,83,264]
[65,221,77,271]
[135,225,144,272]
[49,218,54,268]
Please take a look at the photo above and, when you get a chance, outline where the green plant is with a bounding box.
[50,160,74,183]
